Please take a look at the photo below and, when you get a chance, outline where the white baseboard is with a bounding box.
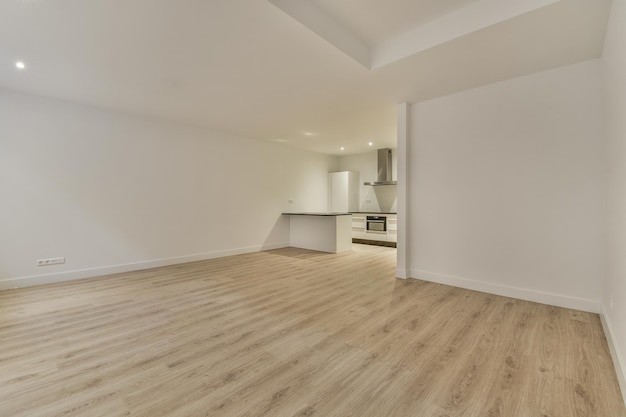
[0,242,289,290]
[601,308,626,406]
[410,269,602,313]
[396,268,408,279]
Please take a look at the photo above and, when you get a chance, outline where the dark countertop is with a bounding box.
[349,212,397,215]
[282,212,352,216]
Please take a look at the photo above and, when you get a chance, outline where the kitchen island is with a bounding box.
[281,213,352,253]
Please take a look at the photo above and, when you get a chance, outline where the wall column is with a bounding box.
[396,102,410,279]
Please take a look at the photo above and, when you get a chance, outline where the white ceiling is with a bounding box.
[0,0,612,155]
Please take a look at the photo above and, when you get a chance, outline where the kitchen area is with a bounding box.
[283,148,397,253]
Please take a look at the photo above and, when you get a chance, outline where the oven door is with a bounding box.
[366,216,387,232]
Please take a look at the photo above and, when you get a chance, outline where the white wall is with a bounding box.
[602,0,626,398]
[0,89,337,288]
[337,149,397,212]
[408,60,605,312]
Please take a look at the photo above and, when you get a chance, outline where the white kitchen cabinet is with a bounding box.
[365,230,388,241]
[351,214,366,239]
[386,215,397,242]
[351,213,397,244]
[329,171,359,213]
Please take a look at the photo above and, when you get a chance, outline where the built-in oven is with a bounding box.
[366,215,387,232]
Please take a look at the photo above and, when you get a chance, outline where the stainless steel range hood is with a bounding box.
[364,148,397,186]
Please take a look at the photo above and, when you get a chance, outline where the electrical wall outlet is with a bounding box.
[288,199,294,203]
[36,257,65,267]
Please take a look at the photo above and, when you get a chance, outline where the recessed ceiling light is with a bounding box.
[15,61,26,70]
[303,131,315,136]
[340,147,345,151]
[368,142,373,146]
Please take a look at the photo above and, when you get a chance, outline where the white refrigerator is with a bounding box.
[328,171,359,213]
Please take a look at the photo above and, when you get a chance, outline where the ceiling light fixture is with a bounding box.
[368,142,373,146]
[15,61,26,70]
[340,147,345,151]
[303,131,315,137]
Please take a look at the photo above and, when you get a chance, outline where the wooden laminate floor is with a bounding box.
[1,244,624,417]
